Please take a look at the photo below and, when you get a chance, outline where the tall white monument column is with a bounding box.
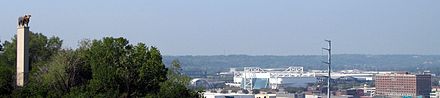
[16,26,30,86]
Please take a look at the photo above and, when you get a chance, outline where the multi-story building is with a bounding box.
[203,92,298,98]
[375,72,431,98]
[357,84,375,97]
[346,89,364,98]
[431,86,440,98]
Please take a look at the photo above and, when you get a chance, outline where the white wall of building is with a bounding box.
[203,93,255,98]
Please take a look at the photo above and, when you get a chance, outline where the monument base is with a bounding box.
[16,26,29,86]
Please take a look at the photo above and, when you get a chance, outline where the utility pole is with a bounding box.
[322,40,331,98]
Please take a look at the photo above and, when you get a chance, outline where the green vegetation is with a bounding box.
[0,41,3,51]
[0,32,199,97]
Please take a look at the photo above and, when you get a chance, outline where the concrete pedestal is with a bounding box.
[16,26,29,86]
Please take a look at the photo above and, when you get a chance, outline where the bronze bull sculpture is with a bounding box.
[18,15,31,27]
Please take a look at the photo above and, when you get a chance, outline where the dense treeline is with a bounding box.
[0,32,199,97]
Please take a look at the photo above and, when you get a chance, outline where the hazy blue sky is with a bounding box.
[1,0,439,55]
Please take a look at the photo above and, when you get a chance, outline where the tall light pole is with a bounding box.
[322,40,331,98]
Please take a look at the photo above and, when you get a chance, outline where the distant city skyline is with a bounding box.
[1,0,439,55]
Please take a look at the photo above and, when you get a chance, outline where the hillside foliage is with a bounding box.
[0,32,199,97]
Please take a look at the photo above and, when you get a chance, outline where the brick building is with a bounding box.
[375,72,431,98]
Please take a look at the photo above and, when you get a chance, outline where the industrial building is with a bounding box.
[203,92,298,98]
[232,67,317,89]
[229,67,388,90]
[203,93,255,98]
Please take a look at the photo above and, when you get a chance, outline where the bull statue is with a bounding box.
[18,14,31,27]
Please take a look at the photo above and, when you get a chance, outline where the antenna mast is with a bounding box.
[322,40,332,98]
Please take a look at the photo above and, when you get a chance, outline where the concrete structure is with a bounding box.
[203,92,255,98]
[203,92,298,98]
[431,92,439,98]
[255,94,274,98]
[375,72,431,98]
[230,67,391,90]
[431,86,440,98]
[357,84,375,97]
[16,26,30,86]
[275,94,298,98]
[233,67,317,89]
[346,89,364,98]
[305,94,352,98]
[190,78,211,88]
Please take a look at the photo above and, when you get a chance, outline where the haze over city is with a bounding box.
[1,0,439,55]
[3,0,440,98]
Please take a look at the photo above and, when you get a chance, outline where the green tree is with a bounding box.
[0,32,62,97]
[0,41,12,96]
[35,50,92,97]
[0,65,14,96]
[158,59,199,98]
[0,40,3,51]
[159,80,197,98]
[86,37,168,97]
[2,32,62,69]
[171,59,182,74]
[168,59,190,84]
[1,35,198,97]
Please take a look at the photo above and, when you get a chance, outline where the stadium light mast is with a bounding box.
[322,40,332,98]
